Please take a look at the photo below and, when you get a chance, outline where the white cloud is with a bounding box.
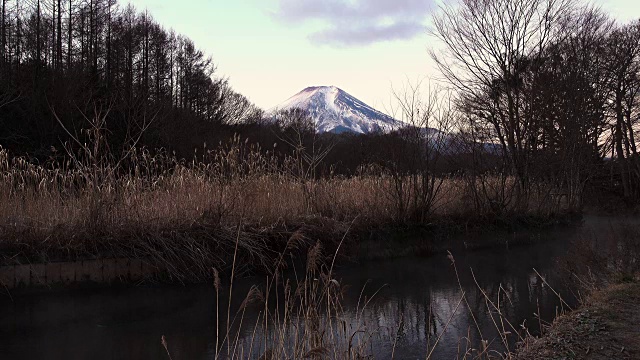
[273,0,435,46]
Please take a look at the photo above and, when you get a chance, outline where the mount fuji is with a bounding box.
[271,86,405,134]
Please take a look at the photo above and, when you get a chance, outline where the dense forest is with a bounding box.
[0,0,639,208]
[0,0,262,156]
[431,1,640,204]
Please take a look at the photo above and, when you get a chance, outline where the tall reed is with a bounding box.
[0,138,564,274]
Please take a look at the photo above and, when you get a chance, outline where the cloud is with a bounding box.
[272,0,434,46]
[309,21,426,47]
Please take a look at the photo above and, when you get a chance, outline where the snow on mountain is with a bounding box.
[271,86,405,134]
[269,86,499,155]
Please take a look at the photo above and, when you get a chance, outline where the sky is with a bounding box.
[126,0,640,112]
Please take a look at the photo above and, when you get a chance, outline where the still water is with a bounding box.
[0,217,622,359]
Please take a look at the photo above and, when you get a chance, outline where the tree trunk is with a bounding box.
[1,0,6,65]
[57,0,62,71]
[615,89,631,199]
[67,0,72,71]
[36,0,41,66]
[51,0,55,69]
[15,1,21,67]
[106,1,111,86]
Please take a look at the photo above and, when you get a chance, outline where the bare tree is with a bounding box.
[1,0,6,64]
[50,100,154,179]
[382,81,454,222]
[0,91,18,108]
[603,20,640,200]
[530,7,612,209]
[431,0,575,205]
[0,91,22,142]
[273,108,334,214]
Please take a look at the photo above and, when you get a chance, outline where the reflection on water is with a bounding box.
[0,217,625,359]
[334,236,573,359]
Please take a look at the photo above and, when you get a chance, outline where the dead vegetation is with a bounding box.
[158,232,392,360]
[511,222,640,359]
[0,135,569,277]
[514,282,640,360]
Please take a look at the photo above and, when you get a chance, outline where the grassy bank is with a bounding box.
[513,222,640,359]
[0,142,575,283]
[515,282,640,359]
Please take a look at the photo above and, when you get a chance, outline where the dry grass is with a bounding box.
[514,282,640,360]
[193,239,598,360]
[0,139,566,277]
[446,223,640,359]
[0,147,560,234]
[159,231,394,360]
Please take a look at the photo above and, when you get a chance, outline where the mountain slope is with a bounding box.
[272,86,404,134]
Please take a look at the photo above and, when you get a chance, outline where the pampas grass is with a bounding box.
[0,137,563,279]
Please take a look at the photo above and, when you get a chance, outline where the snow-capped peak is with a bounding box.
[271,86,404,134]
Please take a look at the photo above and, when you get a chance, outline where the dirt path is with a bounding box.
[516,282,640,359]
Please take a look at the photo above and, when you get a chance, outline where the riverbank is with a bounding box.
[1,143,578,288]
[2,214,635,359]
[515,281,640,359]
[0,211,580,290]
[514,219,640,359]
[0,229,583,360]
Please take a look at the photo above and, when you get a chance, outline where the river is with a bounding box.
[1,216,629,359]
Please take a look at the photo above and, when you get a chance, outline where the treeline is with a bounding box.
[432,0,640,205]
[1,0,640,210]
[0,0,261,156]
[0,0,452,181]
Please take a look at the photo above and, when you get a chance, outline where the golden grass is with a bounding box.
[0,140,564,273]
[0,157,555,232]
[184,232,393,360]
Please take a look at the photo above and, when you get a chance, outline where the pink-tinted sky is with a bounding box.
[126,0,639,111]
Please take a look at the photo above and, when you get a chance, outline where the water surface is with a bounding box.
[1,216,624,359]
